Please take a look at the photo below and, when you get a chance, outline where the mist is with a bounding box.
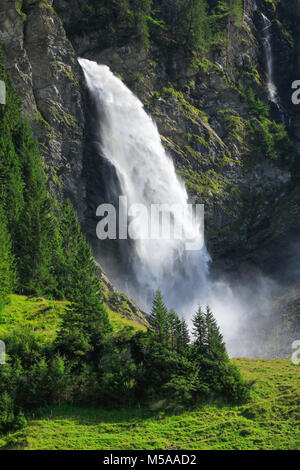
[80,58,298,360]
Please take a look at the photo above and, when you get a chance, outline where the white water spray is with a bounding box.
[79,58,210,311]
[79,58,282,358]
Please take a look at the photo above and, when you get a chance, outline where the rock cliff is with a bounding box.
[0,0,86,216]
[53,0,299,277]
[0,0,299,354]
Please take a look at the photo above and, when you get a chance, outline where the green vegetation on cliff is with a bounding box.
[60,0,244,54]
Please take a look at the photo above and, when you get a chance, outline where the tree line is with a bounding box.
[0,288,250,433]
[62,0,244,54]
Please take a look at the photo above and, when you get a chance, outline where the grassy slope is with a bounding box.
[0,295,145,340]
[0,296,299,450]
[1,360,299,450]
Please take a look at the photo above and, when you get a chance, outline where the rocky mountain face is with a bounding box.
[54,0,299,277]
[0,0,299,353]
[0,0,86,216]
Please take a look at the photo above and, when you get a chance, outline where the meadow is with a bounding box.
[1,296,299,450]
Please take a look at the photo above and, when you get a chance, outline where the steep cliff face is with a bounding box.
[1,1,298,272]
[0,0,86,216]
[53,0,299,277]
[0,1,299,354]
[0,0,147,325]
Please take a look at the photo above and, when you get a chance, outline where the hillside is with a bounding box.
[0,295,146,339]
[1,297,299,450]
[1,359,299,450]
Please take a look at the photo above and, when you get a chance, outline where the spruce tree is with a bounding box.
[0,209,16,311]
[167,309,178,349]
[192,306,207,353]
[56,292,111,364]
[13,121,60,296]
[179,318,190,351]
[0,76,25,235]
[170,0,209,52]
[149,290,168,343]
[0,50,60,298]
[55,201,111,362]
[56,201,103,302]
[205,306,227,360]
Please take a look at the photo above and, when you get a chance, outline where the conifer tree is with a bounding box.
[56,291,111,364]
[167,309,178,348]
[55,201,111,362]
[56,201,103,302]
[169,0,209,52]
[205,306,227,360]
[0,209,16,310]
[192,306,207,353]
[149,290,169,343]
[179,318,190,351]
[0,76,25,234]
[0,49,60,298]
[13,121,60,296]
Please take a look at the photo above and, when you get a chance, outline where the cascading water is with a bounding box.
[261,13,288,125]
[78,58,282,358]
[261,13,279,105]
[79,58,210,312]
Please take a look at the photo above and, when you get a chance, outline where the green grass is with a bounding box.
[0,295,68,344]
[1,359,299,450]
[106,307,146,332]
[0,295,145,340]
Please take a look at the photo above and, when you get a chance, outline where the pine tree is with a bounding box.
[167,309,178,349]
[56,201,103,302]
[205,306,227,360]
[0,209,16,311]
[55,202,111,362]
[192,306,207,353]
[13,121,60,296]
[179,318,190,351]
[149,290,169,343]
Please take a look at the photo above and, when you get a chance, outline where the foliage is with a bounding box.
[0,210,16,312]
[1,359,298,450]
[0,49,114,307]
[0,289,249,425]
[65,0,153,48]
[230,0,243,28]
[247,117,298,170]
[132,293,249,405]
[60,0,244,57]
[0,49,60,297]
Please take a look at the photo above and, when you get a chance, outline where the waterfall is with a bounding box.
[261,12,289,125]
[261,13,279,105]
[79,58,210,312]
[78,58,281,358]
